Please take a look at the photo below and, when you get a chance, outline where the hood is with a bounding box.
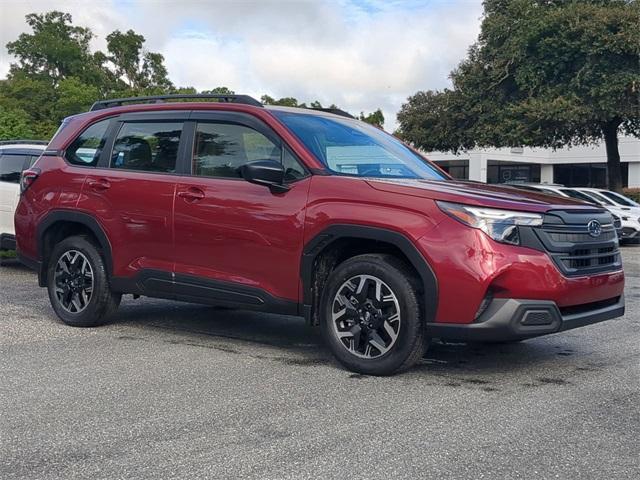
[609,205,640,220]
[366,178,603,214]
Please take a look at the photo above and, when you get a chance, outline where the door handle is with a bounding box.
[88,179,110,191]
[178,188,205,202]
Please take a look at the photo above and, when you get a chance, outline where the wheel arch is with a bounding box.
[301,224,438,326]
[36,210,113,286]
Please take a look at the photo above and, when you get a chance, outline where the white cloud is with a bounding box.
[0,0,483,129]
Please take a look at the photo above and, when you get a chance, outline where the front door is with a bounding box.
[173,113,311,310]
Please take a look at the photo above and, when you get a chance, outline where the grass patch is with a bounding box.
[0,250,17,259]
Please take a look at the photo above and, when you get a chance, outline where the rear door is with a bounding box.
[78,112,188,282]
[172,111,311,309]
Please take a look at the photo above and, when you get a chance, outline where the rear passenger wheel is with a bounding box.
[320,254,425,375]
[47,236,121,327]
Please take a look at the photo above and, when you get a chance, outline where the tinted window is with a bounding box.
[0,154,29,183]
[193,123,281,178]
[282,148,307,181]
[580,190,614,206]
[111,122,182,173]
[67,119,110,167]
[601,190,638,207]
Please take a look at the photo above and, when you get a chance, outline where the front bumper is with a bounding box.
[426,295,625,342]
[620,226,640,243]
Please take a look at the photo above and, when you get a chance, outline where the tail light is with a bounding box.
[20,168,40,193]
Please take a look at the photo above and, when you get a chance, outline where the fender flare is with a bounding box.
[36,210,113,282]
[300,224,438,323]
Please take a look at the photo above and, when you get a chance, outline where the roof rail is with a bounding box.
[310,107,355,119]
[0,140,49,146]
[89,94,263,111]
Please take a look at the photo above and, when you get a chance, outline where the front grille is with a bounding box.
[559,246,617,270]
[532,210,622,277]
[548,230,616,243]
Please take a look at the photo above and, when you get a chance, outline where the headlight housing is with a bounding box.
[437,201,543,246]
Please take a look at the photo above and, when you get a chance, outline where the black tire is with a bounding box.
[47,235,121,327]
[320,254,425,375]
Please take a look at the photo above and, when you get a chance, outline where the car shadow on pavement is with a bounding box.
[112,297,594,383]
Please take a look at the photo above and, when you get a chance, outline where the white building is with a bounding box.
[426,136,640,188]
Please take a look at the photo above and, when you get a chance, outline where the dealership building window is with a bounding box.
[487,161,541,184]
[433,160,468,180]
[554,163,628,188]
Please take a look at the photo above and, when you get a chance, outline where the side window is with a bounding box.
[192,122,307,181]
[111,122,182,173]
[0,154,29,183]
[283,148,308,181]
[193,123,280,178]
[66,119,110,167]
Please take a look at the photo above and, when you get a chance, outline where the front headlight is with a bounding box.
[437,201,544,245]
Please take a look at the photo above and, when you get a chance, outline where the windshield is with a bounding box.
[272,111,446,180]
[580,190,615,206]
[600,190,639,207]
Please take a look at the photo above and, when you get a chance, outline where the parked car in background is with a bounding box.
[574,188,640,243]
[0,141,47,254]
[593,189,640,209]
[13,94,626,375]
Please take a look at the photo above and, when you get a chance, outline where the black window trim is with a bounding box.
[69,110,311,181]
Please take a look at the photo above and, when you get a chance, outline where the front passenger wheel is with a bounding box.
[47,236,121,327]
[320,254,425,375]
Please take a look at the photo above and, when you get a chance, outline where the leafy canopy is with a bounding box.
[398,0,640,189]
[1,10,386,140]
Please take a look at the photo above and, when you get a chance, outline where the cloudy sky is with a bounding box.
[0,0,483,129]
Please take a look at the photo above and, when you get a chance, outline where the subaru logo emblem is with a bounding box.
[587,220,602,238]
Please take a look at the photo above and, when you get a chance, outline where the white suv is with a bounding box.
[575,188,640,242]
[0,141,47,253]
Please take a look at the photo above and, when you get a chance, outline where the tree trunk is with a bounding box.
[602,120,623,192]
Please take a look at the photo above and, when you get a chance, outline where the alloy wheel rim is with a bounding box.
[331,274,401,359]
[54,250,94,314]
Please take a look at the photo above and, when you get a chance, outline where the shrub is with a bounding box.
[622,188,640,203]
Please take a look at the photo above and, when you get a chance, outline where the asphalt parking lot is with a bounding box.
[1,249,639,480]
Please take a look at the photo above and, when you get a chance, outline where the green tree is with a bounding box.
[1,11,178,138]
[55,77,100,119]
[398,0,640,191]
[0,73,58,138]
[105,29,172,91]
[359,109,385,128]
[0,105,34,140]
[202,86,235,95]
[6,11,97,84]
[261,95,306,107]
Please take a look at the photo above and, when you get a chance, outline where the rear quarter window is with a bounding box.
[66,119,111,167]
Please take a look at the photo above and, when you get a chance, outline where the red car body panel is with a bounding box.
[15,101,625,334]
[172,176,310,300]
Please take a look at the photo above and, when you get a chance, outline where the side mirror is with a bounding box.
[238,160,290,194]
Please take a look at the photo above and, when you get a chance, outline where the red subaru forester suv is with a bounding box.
[15,94,625,375]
